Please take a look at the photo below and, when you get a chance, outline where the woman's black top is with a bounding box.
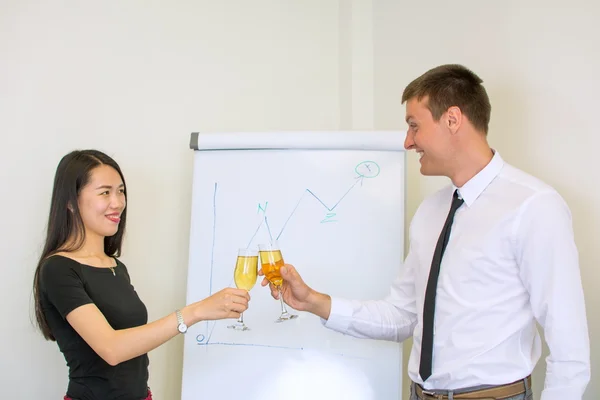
[40,255,149,400]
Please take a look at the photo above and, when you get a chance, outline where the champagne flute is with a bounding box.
[258,240,298,323]
[227,248,258,331]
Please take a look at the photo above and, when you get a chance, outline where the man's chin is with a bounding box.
[419,165,443,177]
[419,165,432,175]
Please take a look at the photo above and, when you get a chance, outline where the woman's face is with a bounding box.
[77,165,126,240]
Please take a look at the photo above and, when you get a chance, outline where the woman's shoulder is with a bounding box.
[114,257,131,279]
[38,254,84,291]
[42,253,82,270]
[114,256,127,266]
[113,256,129,271]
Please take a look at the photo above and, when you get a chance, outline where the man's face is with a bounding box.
[404,96,452,177]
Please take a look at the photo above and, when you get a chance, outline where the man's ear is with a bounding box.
[446,106,463,134]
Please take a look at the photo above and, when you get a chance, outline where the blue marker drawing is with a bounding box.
[246,219,264,249]
[206,183,218,342]
[264,216,273,241]
[276,161,380,240]
[275,180,359,239]
[354,160,380,178]
[320,212,337,223]
[245,202,269,248]
[209,183,218,296]
[203,161,381,346]
[197,338,303,351]
[195,337,370,360]
[257,201,268,214]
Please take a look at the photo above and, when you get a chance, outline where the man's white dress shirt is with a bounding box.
[323,151,590,400]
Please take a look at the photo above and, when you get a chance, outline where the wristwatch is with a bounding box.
[175,309,187,334]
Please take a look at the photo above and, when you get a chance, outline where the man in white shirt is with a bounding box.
[260,64,590,400]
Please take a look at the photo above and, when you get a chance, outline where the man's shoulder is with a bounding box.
[411,184,455,222]
[421,184,455,205]
[498,162,556,194]
[494,162,570,208]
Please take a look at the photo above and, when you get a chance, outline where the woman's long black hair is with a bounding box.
[33,150,128,340]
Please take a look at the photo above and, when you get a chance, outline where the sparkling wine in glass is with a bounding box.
[227,248,258,331]
[259,240,298,323]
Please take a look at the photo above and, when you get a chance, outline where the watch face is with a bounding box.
[178,323,187,333]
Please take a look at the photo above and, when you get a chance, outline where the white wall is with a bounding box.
[0,0,341,397]
[373,1,600,398]
[0,1,597,399]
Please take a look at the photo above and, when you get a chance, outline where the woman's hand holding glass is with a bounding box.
[192,287,250,321]
[227,248,258,331]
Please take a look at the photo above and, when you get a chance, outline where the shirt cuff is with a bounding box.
[320,296,355,333]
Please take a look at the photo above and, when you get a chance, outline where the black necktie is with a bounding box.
[419,189,464,382]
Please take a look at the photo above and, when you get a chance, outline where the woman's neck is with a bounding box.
[63,231,107,259]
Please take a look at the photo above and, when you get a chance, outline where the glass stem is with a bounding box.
[278,287,288,315]
[238,312,244,324]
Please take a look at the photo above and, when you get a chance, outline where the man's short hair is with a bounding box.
[402,64,492,134]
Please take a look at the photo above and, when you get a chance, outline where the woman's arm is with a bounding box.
[66,287,249,366]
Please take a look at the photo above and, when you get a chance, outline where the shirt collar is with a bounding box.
[453,149,504,207]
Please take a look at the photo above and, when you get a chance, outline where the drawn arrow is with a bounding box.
[275,175,364,240]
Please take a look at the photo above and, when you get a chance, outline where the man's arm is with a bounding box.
[321,247,418,342]
[516,191,590,400]
[261,245,418,343]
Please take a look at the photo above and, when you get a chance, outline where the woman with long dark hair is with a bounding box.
[33,149,250,400]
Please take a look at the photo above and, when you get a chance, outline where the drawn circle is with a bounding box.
[196,334,206,344]
[354,161,380,178]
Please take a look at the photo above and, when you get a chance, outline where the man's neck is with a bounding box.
[449,140,494,188]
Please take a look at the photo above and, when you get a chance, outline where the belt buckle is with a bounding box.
[421,390,443,400]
